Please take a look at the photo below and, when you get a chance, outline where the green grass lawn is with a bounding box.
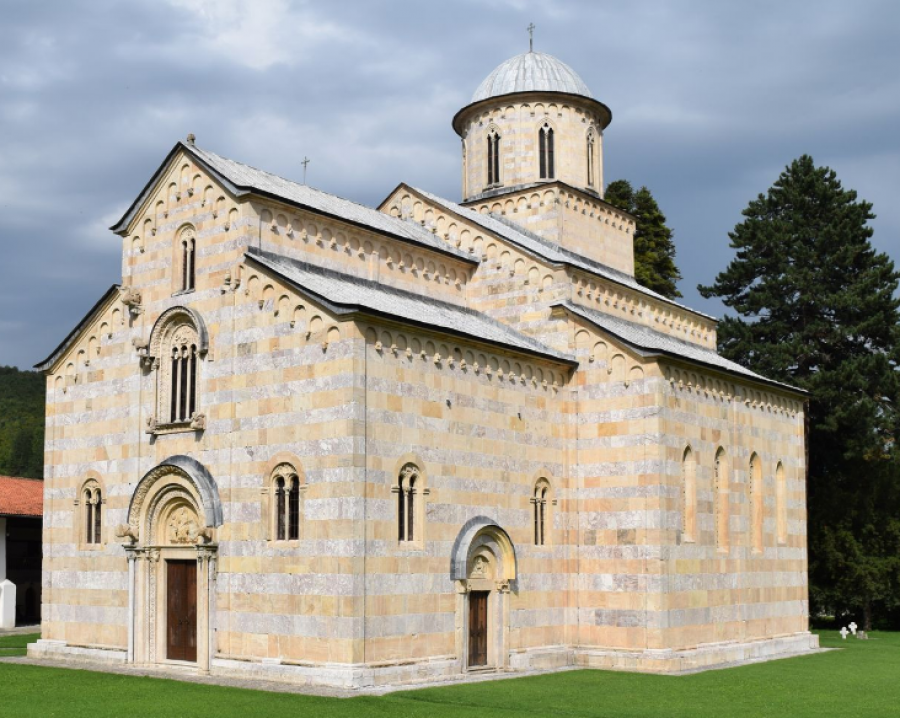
[0,632,38,657]
[0,630,891,717]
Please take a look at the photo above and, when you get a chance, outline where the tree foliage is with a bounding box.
[699,155,900,628]
[604,179,682,298]
[0,366,45,479]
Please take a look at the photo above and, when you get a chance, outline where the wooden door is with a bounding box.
[166,560,197,662]
[468,591,489,667]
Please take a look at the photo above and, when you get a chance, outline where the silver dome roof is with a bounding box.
[471,51,592,103]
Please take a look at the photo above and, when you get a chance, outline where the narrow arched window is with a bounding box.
[82,484,102,545]
[586,132,595,187]
[288,475,300,540]
[682,447,696,542]
[179,227,196,292]
[539,124,555,179]
[715,448,728,550]
[776,462,787,544]
[533,480,550,546]
[397,463,423,543]
[750,453,763,552]
[486,130,501,186]
[275,477,286,540]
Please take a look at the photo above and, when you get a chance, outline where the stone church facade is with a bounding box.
[31,50,817,688]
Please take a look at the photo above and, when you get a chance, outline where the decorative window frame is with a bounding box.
[681,445,697,543]
[531,476,555,547]
[485,125,502,189]
[173,224,197,296]
[714,447,729,552]
[537,120,556,180]
[263,460,307,543]
[585,128,596,188]
[393,456,429,548]
[141,306,209,435]
[749,452,763,553]
[75,474,106,549]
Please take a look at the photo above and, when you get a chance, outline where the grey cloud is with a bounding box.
[1,0,898,368]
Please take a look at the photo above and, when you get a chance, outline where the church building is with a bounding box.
[31,49,818,688]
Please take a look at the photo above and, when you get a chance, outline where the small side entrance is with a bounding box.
[166,560,197,662]
[468,590,489,667]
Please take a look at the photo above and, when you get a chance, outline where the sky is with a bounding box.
[1,0,898,370]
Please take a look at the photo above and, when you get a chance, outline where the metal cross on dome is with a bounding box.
[527,23,535,52]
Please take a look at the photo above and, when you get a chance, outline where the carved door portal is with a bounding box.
[166,559,197,662]
[468,590,489,667]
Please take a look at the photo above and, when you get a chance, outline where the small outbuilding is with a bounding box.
[0,475,43,628]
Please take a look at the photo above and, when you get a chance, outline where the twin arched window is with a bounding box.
[539,124,555,179]
[397,463,420,542]
[486,130,501,187]
[272,464,302,541]
[82,482,102,545]
[533,480,551,546]
[147,306,206,431]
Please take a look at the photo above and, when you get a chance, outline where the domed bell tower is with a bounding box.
[453,50,635,276]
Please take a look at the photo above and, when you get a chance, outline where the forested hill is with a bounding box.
[0,366,45,479]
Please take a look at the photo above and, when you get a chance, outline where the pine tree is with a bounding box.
[604,179,682,298]
[699,155,900,629]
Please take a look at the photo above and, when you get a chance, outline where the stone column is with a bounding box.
[196,544,217,674]
[0,516,16,629]
[124,547,138,662]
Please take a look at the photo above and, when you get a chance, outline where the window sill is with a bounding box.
[171,288,196,298]
[148,420,204,436]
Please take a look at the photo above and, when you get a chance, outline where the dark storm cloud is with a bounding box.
[1,0,898,368]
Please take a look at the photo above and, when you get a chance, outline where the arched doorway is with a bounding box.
[119,456,222,672]
[450,517,518,671]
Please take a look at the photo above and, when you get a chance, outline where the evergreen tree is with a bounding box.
[605,179,682,298]
[0,366,45,479]
[699,155,900,629]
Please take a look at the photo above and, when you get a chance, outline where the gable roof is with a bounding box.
[111,141,475,264]
[0,476,43,518]
[34,285,121,372]
[558,300,804,394]
[399,185,716,322]
[246,247,576,366]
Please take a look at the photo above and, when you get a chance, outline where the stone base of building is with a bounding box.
[27,633,821,690]
[28,639,127,665]
[574,632,821,674]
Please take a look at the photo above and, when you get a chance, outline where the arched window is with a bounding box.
[750,453,763,552]
[682,446,696,542]
[533,480,551,546]
[81,481,103,546]
[271,463,302,541]
[179,226,196,292]
[486,130,501,187]
[715,447,728,550]
[397,463,423,543]
[776,461,787,544]
[147,306,207,432]
[539,124,555,179]
[586,131,596,187]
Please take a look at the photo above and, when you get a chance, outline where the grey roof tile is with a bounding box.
[409,186,715,321]
[560,301,803,392]
[246,247,575,365]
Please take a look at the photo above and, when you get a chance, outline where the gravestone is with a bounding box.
[840,627,849,640]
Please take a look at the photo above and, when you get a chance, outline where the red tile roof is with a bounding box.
[0,476,44,518]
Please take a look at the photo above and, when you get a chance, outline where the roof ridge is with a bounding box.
[192,144,386,217]
[246,247,573,362]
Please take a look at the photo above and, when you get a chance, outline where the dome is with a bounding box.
[471,51,592,103]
